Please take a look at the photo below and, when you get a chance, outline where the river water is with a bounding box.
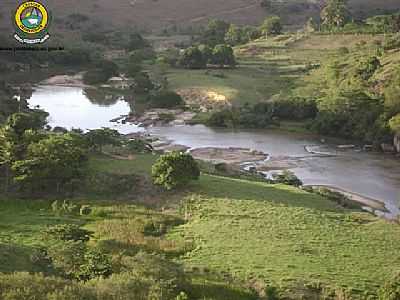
[29,85,400,213]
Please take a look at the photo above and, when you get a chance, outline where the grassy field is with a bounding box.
[1,154,400,298]
[88,153,158,176]
[169,175,400,297]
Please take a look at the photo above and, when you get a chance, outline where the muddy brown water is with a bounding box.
[29,86,400,215]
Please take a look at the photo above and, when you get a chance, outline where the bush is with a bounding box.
[206,109,239,128]
[272,170,303,187]
[260,16,282,35]
[150,91,184,109]
[179,46,207,69]
[83,70,112,85]
[45,224,93,242]
[273,98,317,120]
[211,44,236,67]
[86,172,138,195]
[152,152,200,190]
[0,273,69,300]
[133,72,154,93]
[379,273,400,300]
[77,250,113,281]
[125,139,153,154]
[83,60,119,85]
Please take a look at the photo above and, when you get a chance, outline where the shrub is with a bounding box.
[0,273,69,300]
[273,98,318,120]
[125,139,153,154]
[179,46,207,69]
[83,70,111,85]
[206,109,239,128]
[211,44,236,67]
[86,172,138,195]
[45,224,93,242]
[150,91,184,109]
[77,249,113,281]
[152,152,200,190]
[83,60,119,85]
[272,170,303,187]
[133,72,154,93]
[260,16,282,35]
[379,273,400,300]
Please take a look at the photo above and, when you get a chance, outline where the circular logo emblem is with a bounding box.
[15,1,49,35]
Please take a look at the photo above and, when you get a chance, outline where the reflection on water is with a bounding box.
[28,85,142,134]
[83,88,121,107]
[28,86,400,212]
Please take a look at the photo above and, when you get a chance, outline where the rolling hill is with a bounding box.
[0,0,399,34]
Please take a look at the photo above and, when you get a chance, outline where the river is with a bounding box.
[29,85,400,215]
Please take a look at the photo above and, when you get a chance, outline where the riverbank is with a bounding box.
[40,73,90,88]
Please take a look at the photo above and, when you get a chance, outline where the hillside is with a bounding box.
[1,0,400,33]
[1,154,400,299]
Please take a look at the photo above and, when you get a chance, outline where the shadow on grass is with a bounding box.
[188,282,258,300]
[0,243,35,273]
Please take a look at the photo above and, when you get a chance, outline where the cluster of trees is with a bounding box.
[198,17,283,48]
[0,112,88,195]
[314,0,400,33]
[0,106,202,196]
[179,44,236,69]
[305,45,400,144]
[205,99,317,129]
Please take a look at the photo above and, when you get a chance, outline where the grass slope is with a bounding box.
[170,175,400,297]
[1,155,400,298]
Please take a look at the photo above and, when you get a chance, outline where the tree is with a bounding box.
[224,24,244,46]
[12,133,88,193]
[305,17,317,32]
[201,19,230,47]
[133,72,154,93]
[389,114,400,133]
[126,62,143,78]
[260,16,282,36]
[128,32,148,51]
[152,152,200,190]
[321,0,349,29]
[83,60,119,85]
[211,44,236,68]
[198,44,213,65]
[85,128,120,152]
[0,111,48,192]
[179,46,206,69]
[242,26,262,41]
[313,89,383,141]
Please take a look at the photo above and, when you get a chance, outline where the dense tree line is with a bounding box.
[179,44,236,69]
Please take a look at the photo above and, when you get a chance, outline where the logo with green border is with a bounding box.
[13,1,51,44]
